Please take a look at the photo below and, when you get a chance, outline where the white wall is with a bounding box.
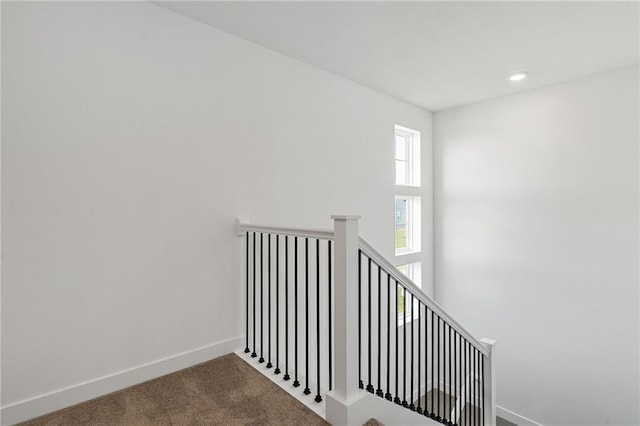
[1,2,432,423]
[434,65,639,426]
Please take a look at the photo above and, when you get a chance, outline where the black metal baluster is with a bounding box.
[458,335,464,424]
[245,232,250,354]
[460,338,464,426]
[449,324,452,425]
[458,335,465,426]
[480,355,487,426]
[465,342,473,425]
[452,328,456,426]
[315,239,322,402]
[475,348,479,426]
[409,293,415,411]
[436,315,441,421]
[460,335,464,426]
[443,320,447,423]
[394,281,400,405]
[455,331,458,425]
[328,241,332,391]
[417,302,422,414]
[284,236,290,381]
[259,233,265,364]
[462,339,469,426]
[480,348,483,426]
[366,257,374,394]
[463,339,467,426]
[444,319,447,422]
[251,232,257,358]
[472,346,475,426]
[376,265,383,397]
[385,274,392,401]
[444,324,448,424]
[358,250,363,390]
[304,238,311,396]
[425,307,430,418]
[430,309,435,419]
[402,286,408,408]
[468,341,472,426]
[469,339,473,426]
[275,235,281,375]
[267,234,272,369]
[471,347,475,426]
[473,346,480,425]
[473,346,479,425]
[293,237,300,387]
[442,322,446,422]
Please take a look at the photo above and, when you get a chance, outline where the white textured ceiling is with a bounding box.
[156,1,639,111]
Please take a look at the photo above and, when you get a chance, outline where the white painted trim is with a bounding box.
[481,338,497,426]
[239,223,334,240]
[332,215,361,401]
[497,405,545,426]
[1,336,243,426]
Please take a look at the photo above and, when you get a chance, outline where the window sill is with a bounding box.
[394,183,422,189]
[397,311,419,327]
[395,249,421,257]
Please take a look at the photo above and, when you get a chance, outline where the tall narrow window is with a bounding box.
[397,262,422,289]
[394,124,422,317]
[395,132,409,185]
[395,126,421,187]
[395,195,421,255]
[397,262,422,318]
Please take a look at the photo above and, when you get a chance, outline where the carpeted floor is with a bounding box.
[19,353,329,426]
[18,353,516,426]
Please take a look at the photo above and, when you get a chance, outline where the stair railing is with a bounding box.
[239,216,496,426]
[357,237,495,425]
[239,221,334,403]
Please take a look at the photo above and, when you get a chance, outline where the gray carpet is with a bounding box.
[19,353,329,426]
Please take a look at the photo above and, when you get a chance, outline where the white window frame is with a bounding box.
[394,124,423,324]
[397,262,422,324]
[395,195,421,256]
[395,125,421,187]
[397,262,422,289]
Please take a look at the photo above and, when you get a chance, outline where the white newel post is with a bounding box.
[326,215,362,426]
[481,338,497,426]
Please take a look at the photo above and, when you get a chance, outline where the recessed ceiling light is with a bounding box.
[509,72,528,81]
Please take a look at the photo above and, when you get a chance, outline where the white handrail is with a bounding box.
[238,222,334,240]
[359,237,489,356]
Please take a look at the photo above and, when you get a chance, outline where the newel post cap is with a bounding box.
[480,338,497,350]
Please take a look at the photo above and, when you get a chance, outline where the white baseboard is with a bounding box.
[1,335,243,426]
[497,405,544,426]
